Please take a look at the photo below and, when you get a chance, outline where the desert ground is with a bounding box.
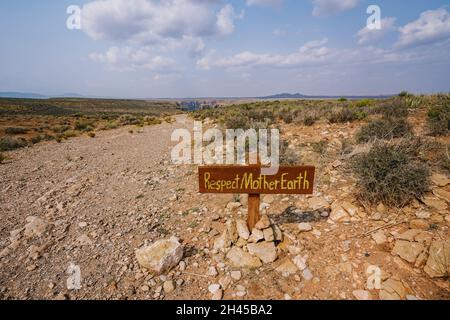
[0,96,449,300]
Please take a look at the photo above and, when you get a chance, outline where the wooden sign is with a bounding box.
[198,165,315,229]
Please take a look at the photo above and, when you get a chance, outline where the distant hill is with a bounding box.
[0,92,48,99]
[259,93,307,99]
[260,92,393,100]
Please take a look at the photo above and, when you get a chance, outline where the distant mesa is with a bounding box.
[0,92,48,99]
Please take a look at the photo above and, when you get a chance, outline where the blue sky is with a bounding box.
[0,0,449,98]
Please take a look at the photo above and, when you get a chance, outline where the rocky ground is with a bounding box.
[0,114,449,300]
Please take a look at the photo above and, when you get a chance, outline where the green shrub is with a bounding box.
[75,120,95,132]
[119,114,141,125]
[303,114,317,126]
[380,100,409,119]
[426,103,449,136]
[328,108,359,124]
[338,97,347,102]
[351,139,430,207]
[63,130,80,138]
[5,127,28,135]
[105,121,119,130]
[51,125,71,133]
[356,118,412,143]
[0,136,28,151]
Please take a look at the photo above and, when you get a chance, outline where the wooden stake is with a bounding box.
[247,193,260,231]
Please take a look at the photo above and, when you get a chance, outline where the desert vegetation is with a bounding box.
[192,93,449,208]
[0,97,181,149]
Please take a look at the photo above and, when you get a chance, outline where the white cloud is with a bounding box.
[312,0,359,17]
[90,46,178,72]
[217,4,245,36]
[196,38,417,71]
[246,0,283,7]
[357,17,397,45]
[396,8,450,48]
[82,0,242,71]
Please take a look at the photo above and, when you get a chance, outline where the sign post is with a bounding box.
[198,165,315,230]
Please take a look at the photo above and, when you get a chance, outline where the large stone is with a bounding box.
[293,255,307,271]
[352,290,372,301]
[226,202,242,210]
[247,242,277,264]
[275,258,298,277]
[272,225,283,242]
[236,219,250,240]
[263,228,275,242]
[226,219,238,243]
[424,241,450,278]
[431,173,450,187]
[329,203,350,222]
[307,197,329,211]
[392,240,425,263]
[24,216,49,238]
[298,222,313,232]
[214,231,231,251]
[254,215,271,230]
[371,231,387,245]
[248,229,264,243]
[379,278,407,300]
[226,247,262,268]
[423,196,447,211]
[395,229,422,241]
[433,188,450,203]
[135,237,184,274]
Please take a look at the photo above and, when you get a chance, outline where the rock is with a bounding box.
[423,196,447,211]
[263,228,274,242]
[272,225,283,242]
[226,247,262,269]
[409,219,430,231]
[307,197,329,211]
[276,258,298,277]
[379,278,407,300]
[431,173,450,187]
[207,266,218,277]
[230,270,242,281]
[219,276,232,290]
[163,280,175,293]
[236,219,250,240]
[24,216,49,238]
[371,231,387,245]
[353,290,372,300]
[392,240,425,263]
[396,229,422,241]
[424,241,450,278]
[226,220,238,243]
[247,242,277,264]
[302,268,313,281]
[329,203,349,222]
[226,202,242,210]
[214,231,231,251]
[298,222,313,232]
[76,234,93,246]
[415,210,431,219]
[211,289,223,300]
[254,215,271,230]
[340,201,359,217]
[235,238,247,248]
[209,284,223,299]
[293,255,307,271]
[263,195,275,204]
[248,229,264,243]
[135,237,184,275]
[433,188,450,203]
[179,261,186,271]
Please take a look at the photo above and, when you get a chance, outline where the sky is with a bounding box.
[0,0,449,98]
